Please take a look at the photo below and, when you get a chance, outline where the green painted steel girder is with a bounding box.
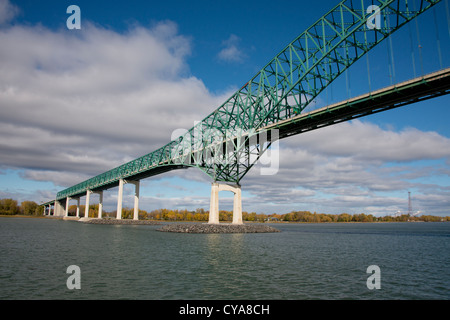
[56,0,442,201]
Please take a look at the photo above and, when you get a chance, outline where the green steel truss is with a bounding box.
[57,0,442,201]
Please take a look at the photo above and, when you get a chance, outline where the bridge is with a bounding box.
[42,0,450,224]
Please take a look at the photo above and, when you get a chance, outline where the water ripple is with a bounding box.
[1,219,449,299]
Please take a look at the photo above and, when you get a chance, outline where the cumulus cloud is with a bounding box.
[217,34,246,63]
[0,19,230,186]
[0,0,19,25]
[286,120,450,162]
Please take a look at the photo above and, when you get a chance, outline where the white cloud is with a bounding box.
[0,0,19,25]
[0,20,230,184]
[217,34,246,63]
[287,120,450,162]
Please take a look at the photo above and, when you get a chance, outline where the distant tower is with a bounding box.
[408,192,412,216]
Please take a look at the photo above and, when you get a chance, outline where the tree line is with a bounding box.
[0,198,44,216]
[1,198,449,222]
[140,209,450,223]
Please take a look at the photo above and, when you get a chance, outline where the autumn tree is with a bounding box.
[0,198,19,215]
[20,201,39,215]
[338,213,352,222]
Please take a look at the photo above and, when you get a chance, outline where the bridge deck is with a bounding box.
[262,67,450,139]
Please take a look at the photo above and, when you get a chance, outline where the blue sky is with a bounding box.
[0,0,449,216]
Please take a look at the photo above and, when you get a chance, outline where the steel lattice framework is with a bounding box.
[56,0,442,201]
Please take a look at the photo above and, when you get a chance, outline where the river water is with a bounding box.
[0,217,449,300]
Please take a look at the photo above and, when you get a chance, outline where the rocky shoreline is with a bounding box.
[158,223,280,234]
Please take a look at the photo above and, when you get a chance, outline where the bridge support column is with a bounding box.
[127,180,140,221]
[54,200,64,216]
[116,179,140,220]
[65,197,70,217]
[117,179,124,219]
[208,183,242,225]
[76,198,80,218]
[94,191,103,219]
[209,183,220,224]
[85,190,91,218]
[232,185,243,225]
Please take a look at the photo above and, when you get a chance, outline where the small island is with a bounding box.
[158,223,280,233]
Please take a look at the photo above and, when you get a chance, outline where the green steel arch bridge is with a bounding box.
[43,0,450,224]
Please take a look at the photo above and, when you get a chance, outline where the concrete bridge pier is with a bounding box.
[208,182,242,225]
[44,203,53,216]
[130,180,140,220]
[65,197,70,217]
[54,199,65,216]
[117,179,124,219]
[64,197,82,217]
[94,191,103,219]
[76,198,80,217]
[82,190,103,218]
[116,179,140,220]
[85,190,91,218]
